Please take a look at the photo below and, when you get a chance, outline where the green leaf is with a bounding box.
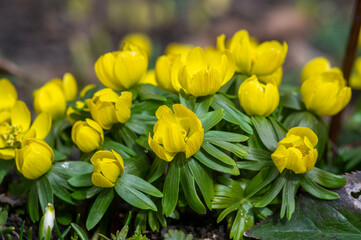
[280,92,303,110]
[86,189,114,230]
[188,158,214,210]
[50,176,76,205]
[255,171,287,207]
[230,204,254,240]
[53,149,67,161]
[124,155,148,177]
[101,138,137,158]
[71,223,88,240]
[206,139,248,158]
[164,229,193,240]
[162,159,180,216]
[194,150,240,175]
[52,162,93,177]
[147,157,168,183]
[246,172,361,240]
[136,84,168,101]
[28,184,39,222]
[195,95,213,117]
[269,117,287,141]
[68,174,93,187]
[251,116,278,152]
[280,172,302,220]
[204,130,248,142]
[71,186,101,200]
[122,174,163,197]
[179,89,196,111]
[202,142,236,166]
[37,175,53,213]
[236,161,274,171]
[242,146,272,161]
[246,167,279,198]
[300,175,339,200]
[179,159,206,214]
[135,211,147,233]
[306,167,346,188]
[199,109,224,132]
[0,159,13,184]
[115,177,157,211]
[211,94,253,134]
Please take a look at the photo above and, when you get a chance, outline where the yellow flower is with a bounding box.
[148,104,204,162]
[350,57,361,90]
[80,84,96,98]
[0,101,51,160]
[178,47,235,96]
[301,57,341,83]
[71,119,104,153]
[165,43,193,56]
[66,101,87,125]
[258,67,283,87]
[218,30,288,76]
[271,127,318,174]
[86,88,132,130]
[155,54,184,93]
[301,71,351,116]
[90,150,124,188]
[95,43,148,90]
[139,70,158,86]
[0,78,17,124]
[120,32,152,57]
[238,75,279,116]
[15,138,54,179]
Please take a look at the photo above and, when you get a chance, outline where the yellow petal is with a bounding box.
[305,148,318,172]
[285,147,306,174]
[271,145,288,173]
[183,68,223,97]
[0,148,15,160]
[185,128,204,158]
[301,57,331,83]
[11,101,31,132]
[99,158,121,183]
[184,47,207,74]
[28,113,52,140]
[0,79,17,110]
[162,123,186,153]
[287,127,318,147]
[95,54,123,91]
[90,150,114,165]
[75,126,101,152]
[155,56,174,92]
[148,134,176,162]
[92,172,114,188]
[115,92,132,124]
[252,41,287,75]
[229,30,252,74]
[63,73,78,101]
[85,119,104,143]
[216,34,226,51]
[259,67,283,87]
[139,70,158,86]
[120,33,152,57]
[111,150,125,174]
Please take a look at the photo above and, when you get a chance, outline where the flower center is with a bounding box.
[181,128,189,142]
[295,145,307,157]
[1,124,23,148]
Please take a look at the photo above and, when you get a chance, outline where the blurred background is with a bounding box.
[0,0,355,90]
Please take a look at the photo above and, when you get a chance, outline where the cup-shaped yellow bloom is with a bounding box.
[120,33,152,57]
[86,88,132,130]
[72,119,104,153]
[0,78,17,123]
[238,75,279,116]
[155,54,185,93]
[301,71,351,116]
[271,127,318,174]
[95,43,148,91]
[90,150,124,188]
[301,57,341,83]
[0,101,51,160]
[33,80,67,119]
[15,138,54,179]
[218,30,288,76]
[178,47,235,97]
[148,104,204,162]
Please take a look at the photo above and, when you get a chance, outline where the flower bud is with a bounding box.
[271,127,318,174]
[120,33,152,58]
[15,138,54,179]
[301,57,341,83]
[86,88,132,130]
[72,119,104,152]
[148,104,204,162]
[178,47,235,96]
[95,43,148,90]
[238,75,279,116]
[39,203,55,240]
[301,71,351,116]
[91,150,124,188]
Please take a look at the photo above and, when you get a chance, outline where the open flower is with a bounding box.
[301,71,351,116]
[120,32,152,58]
[148,104,204,162]
[15,138,54,179]
[90,150,124,188]
[86,88,132,130]
[0,78,17,124]
[238,75,279,116]
[178,47,235,96]
[271,127,318,174]
[72,119,104,153]
[95,43,148,90]
[0,101,51,160]
[218,30,287,76]
[33,73,78,119]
